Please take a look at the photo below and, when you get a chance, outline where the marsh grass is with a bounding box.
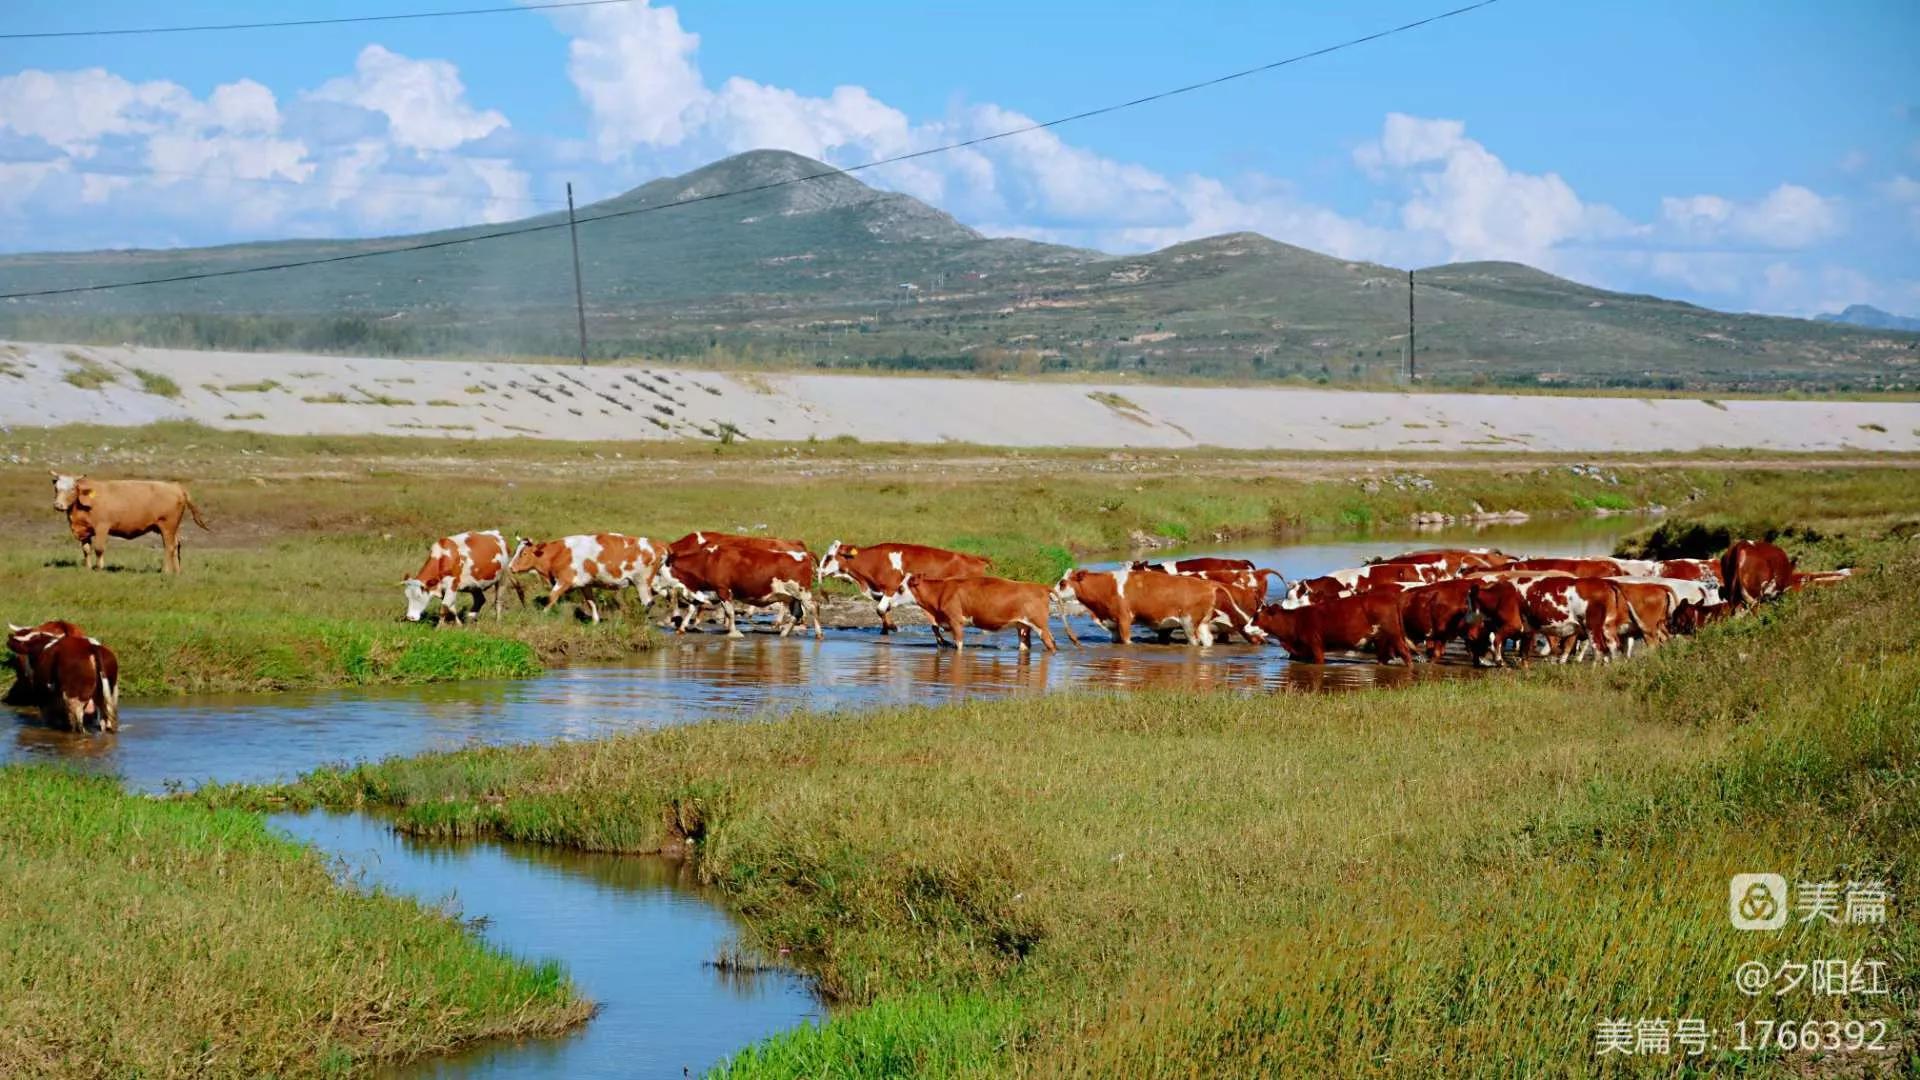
[61,355,117,390]
[0,766,589,1077]
[227,534,1920,1076]
[132,367,181,397]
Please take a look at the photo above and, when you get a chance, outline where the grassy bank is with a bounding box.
[206,528,1920,1076]
[0,766,589,1077]
[7,423,1918,695]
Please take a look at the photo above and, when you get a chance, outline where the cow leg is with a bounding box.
[877,597,894,635]
[1113,606,1133,645]
[65,693,87,733]
[1017,625,1031,652]
[585,597,600,624]
[1036,620,1058,653]
[948,617,965,651]
[723,599,744,640]
[162,521,181,573]
[806,591,823,640]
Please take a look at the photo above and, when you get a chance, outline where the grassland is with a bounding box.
[5,421,1919,696]
[0,766,588,1077]
[205,525,1920,1076]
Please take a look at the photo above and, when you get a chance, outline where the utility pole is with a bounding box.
[1406,268,1416,382]
[566,182,588,366]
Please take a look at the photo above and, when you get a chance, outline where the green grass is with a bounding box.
[212,528,1919,1077]
[0,766,588,1077]
[223,379,283,393]
[131,366,181,397]
[61,353,117,390]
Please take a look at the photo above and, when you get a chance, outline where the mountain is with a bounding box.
[1818,304,1920,333]
[3,149,1916,391]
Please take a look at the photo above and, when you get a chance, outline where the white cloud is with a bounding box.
[1660,183,1844,248]
[551,0,707,155]
[309,45,506,152]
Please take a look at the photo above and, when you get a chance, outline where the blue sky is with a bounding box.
[2,0,1917,316]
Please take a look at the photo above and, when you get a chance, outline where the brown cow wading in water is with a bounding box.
[51,472,209,573]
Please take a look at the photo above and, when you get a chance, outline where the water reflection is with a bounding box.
[3,520,1639,792]
[272,811,823,1080]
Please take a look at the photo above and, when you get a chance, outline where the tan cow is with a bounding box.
[1051,568,1259,647]
[819,541,992,633]
[403,530,510,625]
[510,533,663,623]
[663,532,811,629]
[889,573,1064,652]
[51,472,209,573]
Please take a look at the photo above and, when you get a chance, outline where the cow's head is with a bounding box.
[1051,569,1086,606]
[508,537,540,575]
[817,540,852,581]
[50,471,87,512]
[877,571,917,615]
[401,578,433,622]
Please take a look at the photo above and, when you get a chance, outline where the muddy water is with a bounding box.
[271,811,822,1080]
[4,519,1638,793]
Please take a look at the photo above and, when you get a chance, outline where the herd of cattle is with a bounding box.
[397,526,1848,666]
[6,470,1852,736]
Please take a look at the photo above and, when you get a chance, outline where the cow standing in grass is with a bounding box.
[510,533,663,623]
[51,472,209,573]
[402,530,510,625]
[1722,539,1795,608]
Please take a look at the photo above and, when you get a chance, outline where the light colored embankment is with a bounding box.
[4,340,1917,452]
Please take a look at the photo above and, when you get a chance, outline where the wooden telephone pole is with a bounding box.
[567,182,588,366]
[1407,268,1416,382]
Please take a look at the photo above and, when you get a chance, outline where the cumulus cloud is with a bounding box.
[1660,183,1844,248]
[308,45,506,152]
[0,46,534,250]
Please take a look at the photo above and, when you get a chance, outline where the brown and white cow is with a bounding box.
[1124,556,1258,576]
[403,530,510,625]
[818,541,992,633]
[1461,578,1530,667]
[1370,547,1515,575]
[660,543,823,639]
[6,620,85,706]
[13,627,119,732]
[1512,576,1632,663]
[1284,562,1434,605]
[663,532,812,629]
[1506,556,1631,578]
[1721,539,1795,608]
[510,533,663,623]
[889,573,1064,652]
[1672,600,1735,634]
[1653,558,1724,585]
[51,472,210,573]
[1253,590,1414,666]
[1052,568,1258,647]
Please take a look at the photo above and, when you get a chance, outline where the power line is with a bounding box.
[0,0,1500,301]
[0,0,645,40]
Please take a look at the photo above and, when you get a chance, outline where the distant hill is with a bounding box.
[3,149,1916,391]
[1818,304,1920,333]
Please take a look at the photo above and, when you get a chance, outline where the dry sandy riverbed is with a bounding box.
[5,340,1918,452]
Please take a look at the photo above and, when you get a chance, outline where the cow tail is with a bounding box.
[1053,592,1083,648]
[93,641,118,731]
[1720,544,1745,607]
[186,493,211,531]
